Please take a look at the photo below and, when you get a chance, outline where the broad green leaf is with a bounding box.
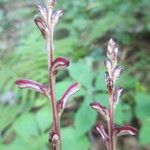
[69,59,95,89]
[115,103,124,125]
[139,119,150,145]
[35,104,52,133]
[13,113,39,142]
[75,97,96,137]
[0,105,20,130]
[121,103,133,124]
[95,69,106,91]
[29,133,48,150]
[115,102,132,125]
[135,93,150,121]
[0,134,48,150]
[61,127,90,150]
[94,93,108,107]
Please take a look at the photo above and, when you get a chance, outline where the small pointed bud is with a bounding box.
[52,9,64,27]
[90,102,108,120]
[57,82,80,113]
[107,39,116,54]
[111,48,118,68]
[104,71,110,83]
[16,79,49,96]
[115,125,137,137]
[114,47,118,56]
[113,87,123,106]
[104,58,112,74]
[113,66,123,80]
[107,39,118,68]
[37,4,48,21]
[57,100,63,114]
[96,124,109,148]
[48,0,56,7]
[34,16,49,39]
[51,57,70,75]
[49,130,59,143]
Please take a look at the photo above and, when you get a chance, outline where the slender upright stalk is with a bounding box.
[90,39,137,150]
[46,3,61,150]
[108,85,115,150]
[16,1,80,150]
[47,32,61,149]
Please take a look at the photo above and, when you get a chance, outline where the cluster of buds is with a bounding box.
[16,1,80,150]
[90,39,137,150]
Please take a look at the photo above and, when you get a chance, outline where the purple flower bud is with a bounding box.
[37,4,48,21]
[34,16,49,39]
[107,39,116,54]
[113,66,123,80]
[90,102,108,120]
[113,87,123,106]
[51,57,70,75]
[104,58,112,74]
[115,125,137,137]
[49,130,59,143]
[57,82,80,113]
[48,0,56,7]
[114,47,118,56]
[107,39,118,69]
[96,123,109,148]
[104,71,110,83]
[16,79,49,96]
[52,9,64,27]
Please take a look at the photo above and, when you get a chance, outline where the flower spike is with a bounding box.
[91,39,137,150]
[16,1,80,150]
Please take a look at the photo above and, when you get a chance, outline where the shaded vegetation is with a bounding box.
[0,0,150,150]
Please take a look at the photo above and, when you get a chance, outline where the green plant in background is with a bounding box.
[0,0,150,149]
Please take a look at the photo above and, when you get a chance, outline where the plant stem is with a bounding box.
[46,14,61,150]
[108,85,116,150]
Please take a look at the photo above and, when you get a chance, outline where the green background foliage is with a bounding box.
[0,0,150,149]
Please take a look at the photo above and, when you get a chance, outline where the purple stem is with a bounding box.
[46,14,61,150]
[107,84,116,150]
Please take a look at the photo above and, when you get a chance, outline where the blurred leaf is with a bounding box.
[55,37,78,56]
[0,105,20,130]
[139,119,150,145]
[69,59,95,89]
[135,93,150,121]
[115,103,124,125]
[95,69,106,91]
[75,97,96,137]
[35,104,52,133]
[62,127,90,150]
[13,113,39,142]
[89,12,122,41]
[94,93,108,107]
